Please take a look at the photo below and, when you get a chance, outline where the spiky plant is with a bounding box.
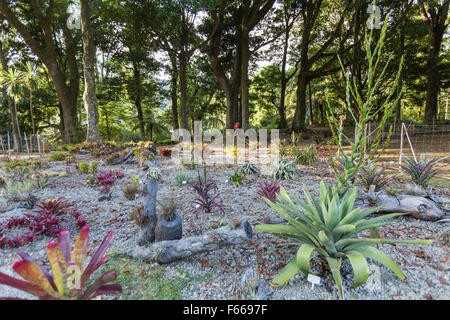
[123,184,139,201]
[401,154,441,187]
[294,146,317,166]
[256,182,432,299]
[0,227,122,300]
[359,163,393,192]
[174,172,191,187]
[147,167,161,181]
[229,168,245,187]
[257,181,281,202]
[271,159,296,180]
[241,163,259,175]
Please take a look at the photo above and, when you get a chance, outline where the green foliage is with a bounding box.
[174,172,191,187]
[229,168,245,187]
[77,161,88,174]
[326,17,402,194]
[294,146,317,166]
[359,163,393,192]
[271,159,297,180]
[49,152,71,161]
[400,154,442,187]
[147,167,161,181]
[123,184,140,201]
[256,182,432,299]
[241,163,259,175]
[88,162,98,175]
[2,179,35,201]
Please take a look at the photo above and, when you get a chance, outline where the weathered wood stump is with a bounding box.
[137,178,158,246]
[132,220,253,264]
[355,193,445,221]
[110,147,136,165]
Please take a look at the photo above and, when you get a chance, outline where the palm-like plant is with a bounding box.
[256,182,432,299]
[401,154,442,187]
[0,68,23,140]
[19,62,44,134]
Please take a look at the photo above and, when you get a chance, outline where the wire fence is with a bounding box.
[0,132,51,158]
[375,122,450,179]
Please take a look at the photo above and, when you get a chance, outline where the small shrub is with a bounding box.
[0,227,122,300]
[294,146,317,166]
[159,148,172,157]
[49,152,71,161]
[271,159,296,180]
[159,198,177,221]
[86,174,96,186]
[77,161,88,173]
[174,172,191,187]
[88,162,98,174]
[257,181,280,202]
[229,168,245,187]
[123,184,139,201]
[401,154,441,187]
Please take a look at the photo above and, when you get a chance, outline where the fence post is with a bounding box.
[24,132,30,158]
[399,123,404,165]
[7,131,11,158]
[37,132,41,157]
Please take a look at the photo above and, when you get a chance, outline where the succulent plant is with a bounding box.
[123,184,139,201]
[0,227,122,300]
[257,181,281,202]
[229,168,245,187]
[256,182,432,299]
[271,159,297,180]
[359,163,393,192]
[241,163,259,175]
[147,167,161,181]
[401,154,442,187]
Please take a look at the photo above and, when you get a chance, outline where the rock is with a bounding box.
[98,192,112,202]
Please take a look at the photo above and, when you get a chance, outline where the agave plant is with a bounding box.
[401,154,442,187]
[0,227,122,300]
[256,182,432,299]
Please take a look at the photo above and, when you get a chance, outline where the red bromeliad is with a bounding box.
[0,227,122,300]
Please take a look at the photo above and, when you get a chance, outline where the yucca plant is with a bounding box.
[271,159,297,180]
[0,227,122,300]
[401,154,441,187]
[256,182,432,299]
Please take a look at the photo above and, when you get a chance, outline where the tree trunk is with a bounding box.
[169,54,179,130]
[291,72,309,132]
[132,61,145,138]
[278,25,289,129]
[240,27,250,130]
[179,53,189,131]
[80,0,101,142]
[423,32,443,123]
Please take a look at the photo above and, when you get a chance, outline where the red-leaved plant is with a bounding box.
[0,227,122,300]
[257,181,281,202]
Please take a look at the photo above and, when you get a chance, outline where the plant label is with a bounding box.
[307,274,321,289]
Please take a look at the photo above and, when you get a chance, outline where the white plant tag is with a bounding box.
[307,274,321,289]
[182,180,187,185]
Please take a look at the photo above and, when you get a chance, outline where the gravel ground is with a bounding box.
[0,153,449,300]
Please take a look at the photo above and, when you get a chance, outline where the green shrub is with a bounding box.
[256,182,432,299]
[294,146,317,166]
[77,161,88,174]
[49,152,71,161]
[88,162,98,174]
[174,172,191,187]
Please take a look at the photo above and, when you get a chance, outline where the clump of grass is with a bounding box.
[174,172,191,187]
[294,146,317,166]
[123,184,140,200]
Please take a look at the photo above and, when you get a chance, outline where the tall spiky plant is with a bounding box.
[326,14,403,195]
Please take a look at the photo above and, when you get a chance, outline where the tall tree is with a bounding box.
[80,0,101,142]
[418,0,449,122]
[0,0,81,143]
[0,37,21,151]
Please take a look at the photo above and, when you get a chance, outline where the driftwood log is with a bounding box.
[132,220,253,264]
[355,193,445,221]
[110,147,136,165]
[138,175,159,246]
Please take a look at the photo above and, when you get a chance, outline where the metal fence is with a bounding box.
[0,132,51,157]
